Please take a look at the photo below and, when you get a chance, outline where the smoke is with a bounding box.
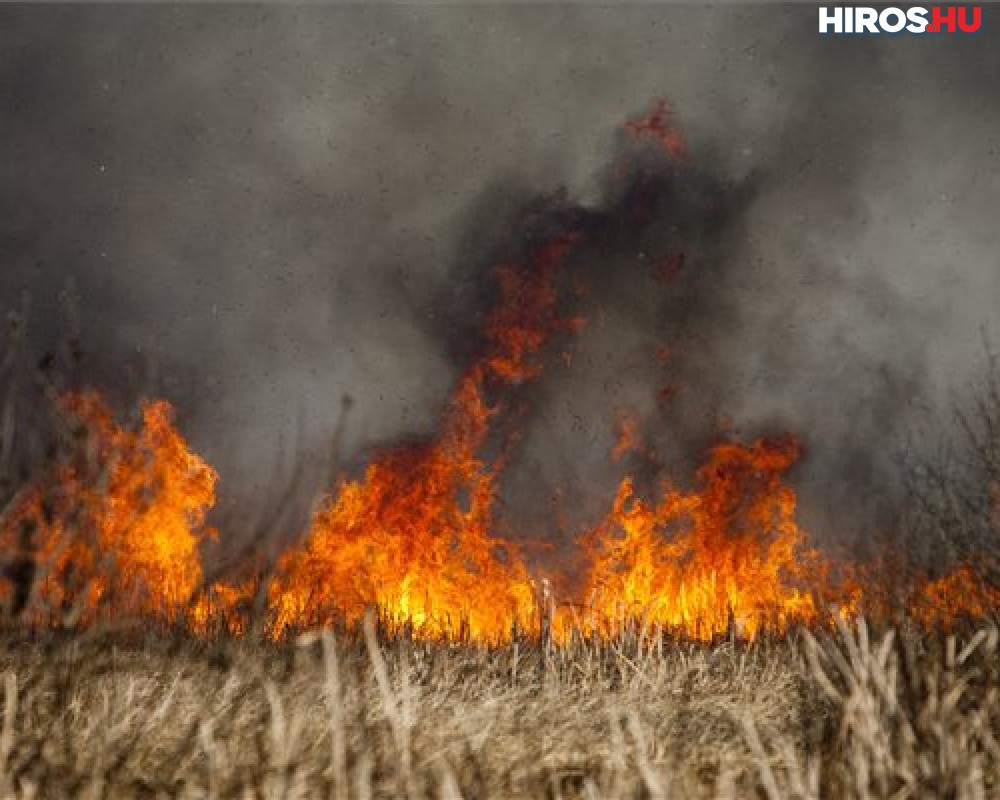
[1,4,999,550]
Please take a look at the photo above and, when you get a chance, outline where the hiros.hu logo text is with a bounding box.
[819,6,982,34]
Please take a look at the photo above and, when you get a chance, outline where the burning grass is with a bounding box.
[1,387,994,646]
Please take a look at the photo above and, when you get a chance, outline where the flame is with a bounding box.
[611,407,642,461]
[268,429,538,641]
[578,436,821,640]
[910,565,1000,628]
[623,99,687,159]
[4,386,998,642]
[190,578,258,635]
[268,235,581,642]
[0,392,215,626]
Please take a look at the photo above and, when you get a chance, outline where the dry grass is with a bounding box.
[0,617,991,799]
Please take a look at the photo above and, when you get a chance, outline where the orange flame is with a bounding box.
[611,407,642,461]
[5,388,999,642]
[268,235,581,642]
[623,99,687,159]
[0,392,215,626]
[910,565,1000,628]
[579,436,821,640]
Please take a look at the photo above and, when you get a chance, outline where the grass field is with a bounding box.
[0,616,994,799]
[1,345,998,799]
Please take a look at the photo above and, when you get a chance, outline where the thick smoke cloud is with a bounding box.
[1,5,999,551]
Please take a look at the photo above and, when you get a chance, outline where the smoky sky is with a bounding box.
[1,4,999,552]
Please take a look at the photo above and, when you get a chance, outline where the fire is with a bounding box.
[268,424,537,641]
[611,407,642,461]
[190,578,258,636]
[268,235,582,642]
[4,390,999,642]
[1,101,997,644]
[910,565,1000,628]
[623,99,687,159]
[0,392,215,626]
[579,436,821,640]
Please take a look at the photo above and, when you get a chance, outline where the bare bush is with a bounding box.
[903,346,1000,578]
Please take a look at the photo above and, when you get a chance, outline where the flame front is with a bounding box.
[6,387,999,642]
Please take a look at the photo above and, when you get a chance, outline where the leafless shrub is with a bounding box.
[902,344,1000,580]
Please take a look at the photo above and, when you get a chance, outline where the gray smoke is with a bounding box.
[1,4,998,552]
